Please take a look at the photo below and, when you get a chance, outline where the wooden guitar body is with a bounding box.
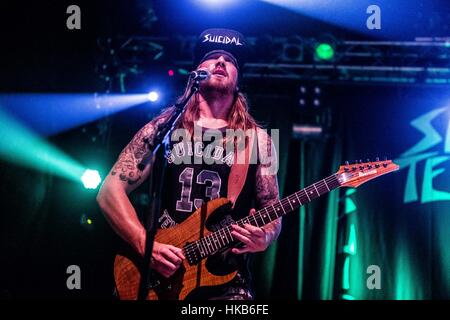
[114,197,238,300]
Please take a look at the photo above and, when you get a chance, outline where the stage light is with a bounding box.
[281,36,303,62]
[178,68,189,76]
[168,69,175,77]
[292,124,323,138]
[80,214,94,228]
[0,93,153,136]
[0,106,86,182]
[315,43,335,61]
[81,169,102,189]
[147,91,159,102]
[313,98,321,107]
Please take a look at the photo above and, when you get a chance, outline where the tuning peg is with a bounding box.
[345,161,349,166]
[359,165,364,170]
[375,163,380,168]
[359,159,363,164]
[366,158,370,163]
[384,156,387,161]
[376,156,380,162]
[352,166,357,171]
[383,162,388,168]
[367,164,372,169]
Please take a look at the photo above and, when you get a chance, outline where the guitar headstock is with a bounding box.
[337,158,399,188]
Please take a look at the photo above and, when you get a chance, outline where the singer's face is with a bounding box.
[197,54,238,95]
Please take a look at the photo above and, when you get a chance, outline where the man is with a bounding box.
[97,28,281,300]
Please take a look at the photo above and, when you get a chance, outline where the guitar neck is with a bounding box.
[187,174,341,261]
[238,173,341,226]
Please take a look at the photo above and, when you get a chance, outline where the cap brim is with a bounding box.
[199,50,239,69]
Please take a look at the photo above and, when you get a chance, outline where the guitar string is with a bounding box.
[183,166,386,258]
[183,173,340,256]
[183,171,347,257]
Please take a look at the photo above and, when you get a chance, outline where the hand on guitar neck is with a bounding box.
[231,208,281,254]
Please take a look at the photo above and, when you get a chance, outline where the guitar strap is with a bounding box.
[227,128,256,208]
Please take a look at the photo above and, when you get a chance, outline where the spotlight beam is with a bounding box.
[0,106,86,182]
[0,93,152,136]
[259,0,434,39]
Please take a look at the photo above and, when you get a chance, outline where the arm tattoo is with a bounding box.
[255,130,280,209]
[111,117,165,185]
[255,171,279,209]
[255,130,282,243]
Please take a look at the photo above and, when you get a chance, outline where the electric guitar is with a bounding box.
[114,159,399,300]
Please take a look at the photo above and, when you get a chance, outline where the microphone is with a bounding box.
[189,69,211,81]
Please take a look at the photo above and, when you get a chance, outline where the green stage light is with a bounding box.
[81,169,102,189]
[0,106,86,182]
[315,43,335,61]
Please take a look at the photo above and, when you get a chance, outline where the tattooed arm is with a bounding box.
[96,120,157,257]
[255,129,282,244]
[231,128,282,254]
[97,113,185,278]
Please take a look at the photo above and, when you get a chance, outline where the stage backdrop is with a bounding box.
[251,84,450,300]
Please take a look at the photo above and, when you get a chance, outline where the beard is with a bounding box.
[200,76,236,97]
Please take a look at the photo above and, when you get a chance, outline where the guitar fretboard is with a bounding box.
[184,173,341,265]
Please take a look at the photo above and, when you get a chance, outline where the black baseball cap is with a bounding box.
[193,28,248,71]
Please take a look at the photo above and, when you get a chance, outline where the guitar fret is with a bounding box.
[280,201,287,214]
[197,241,205,257]
[294,192,302,205]
[256,209,262,225]
[226,227,232,243]
[267,209,274,222]
[214,234,220,250]
[201,238,210,255]
[270,204,280,218]
[217,229,223,247]
[266,207,273,222]
[287,196,294,211]
[260,210,267,225]
[206,236,215,252]
[214,232,222,248]
[250,214,259,227]
[323,179,330,191]
[304,189,311,202]
[222,228,230,245]
[202,239,209,255]
[271,204,277,219]
[313,183,319,196]
[260,212,266,226]
[218,232,224,248]
[225,227,233,243]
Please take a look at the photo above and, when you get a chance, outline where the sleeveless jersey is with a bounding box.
[157,126,258,298]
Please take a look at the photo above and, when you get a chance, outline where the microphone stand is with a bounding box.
[136,79,200,300]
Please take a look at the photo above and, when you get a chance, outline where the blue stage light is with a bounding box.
[147,91,159,102]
